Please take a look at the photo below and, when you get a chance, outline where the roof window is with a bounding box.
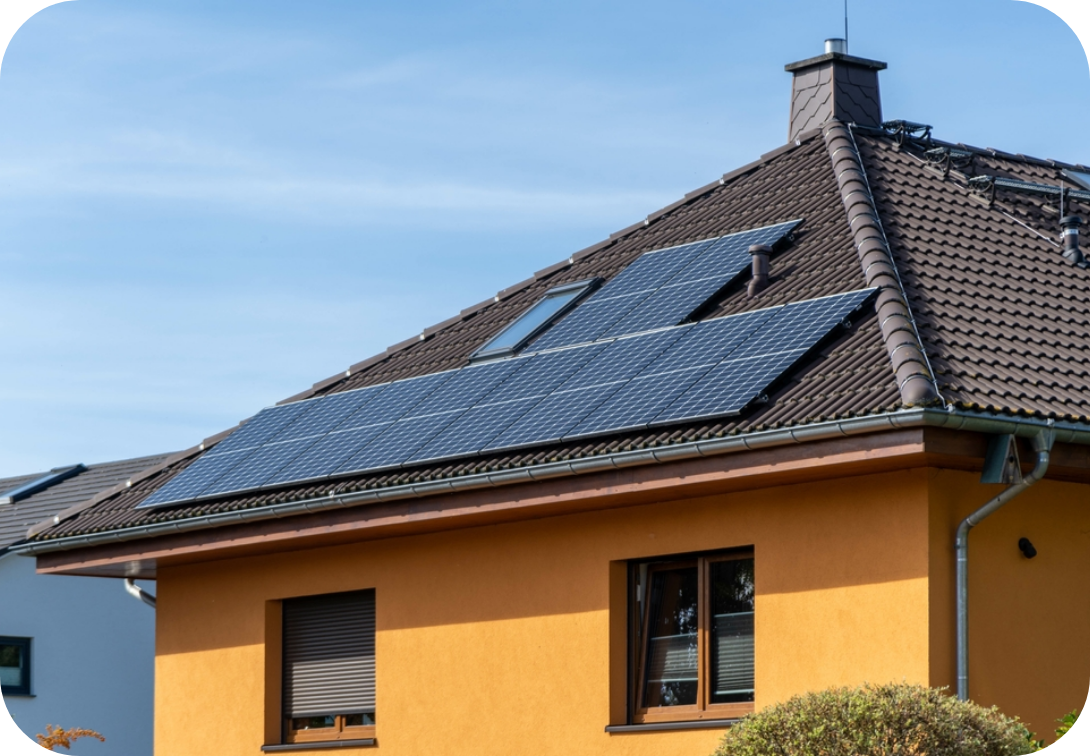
[471,279,599,360]
[1063,169,1090,191]
[0,464,85,505]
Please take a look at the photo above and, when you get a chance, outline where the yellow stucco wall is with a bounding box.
[152,466,1088,755]
[927,470,1090,740]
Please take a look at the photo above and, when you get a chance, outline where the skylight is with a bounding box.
[1062,169,1090,192]
[471,279,599,360]
[0,464,85,505]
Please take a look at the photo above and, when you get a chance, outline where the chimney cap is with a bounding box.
[785,51,887,73]
[825,38,847,55]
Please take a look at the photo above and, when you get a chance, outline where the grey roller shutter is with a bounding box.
[712,611,754,697]
[283,590,375,719]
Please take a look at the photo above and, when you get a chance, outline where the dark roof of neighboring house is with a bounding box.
[21,120,1090,546]
[0,454,171,552]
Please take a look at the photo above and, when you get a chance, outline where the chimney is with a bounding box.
[785,40,887,142]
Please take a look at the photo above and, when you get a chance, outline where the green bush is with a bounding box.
[713,683,1035,756]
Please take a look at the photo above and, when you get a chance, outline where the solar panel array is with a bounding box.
[140,287,875,508]
[529,220,802,351]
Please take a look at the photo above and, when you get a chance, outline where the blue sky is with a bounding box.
[0,0,1087,477]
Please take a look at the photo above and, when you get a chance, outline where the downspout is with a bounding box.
[124,578,157,609]
[955,422,1055,701]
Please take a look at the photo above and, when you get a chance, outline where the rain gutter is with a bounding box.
[10,408,1090,557]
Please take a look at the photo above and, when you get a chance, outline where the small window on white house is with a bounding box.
[0,637,31,696]
[472,279,599,360]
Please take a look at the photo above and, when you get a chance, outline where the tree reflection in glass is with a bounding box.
[641,565,698,707]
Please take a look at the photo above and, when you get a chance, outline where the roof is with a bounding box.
[19,120,1090,548]
[0,454,172,553]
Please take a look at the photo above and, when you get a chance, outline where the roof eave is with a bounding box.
[12,408,1090,559]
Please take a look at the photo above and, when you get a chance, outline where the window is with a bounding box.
[0,637,31,697]
[471,278,599,360]
[631,551,754,723]
[282,591,375,745]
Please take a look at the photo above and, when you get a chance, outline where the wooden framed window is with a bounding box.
[0,636,32,697]
[282,590,375,744]
[631,551,754,723]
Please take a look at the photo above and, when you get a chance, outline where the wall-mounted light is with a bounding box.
[1018,537,1038,560]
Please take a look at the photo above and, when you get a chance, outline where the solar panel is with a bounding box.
[527,239,712,350]
[529,221,800,350]
[335,360,527,475]
[652,289,875,424]
[139,401,316,506]
[408,344,608,463]
[600,221,802,338]
[485,328,687,449]
[139,285,874,510]
[568,308,778,437]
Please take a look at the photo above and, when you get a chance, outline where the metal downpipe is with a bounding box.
[955,422,1054,700]
[124,578,157,609]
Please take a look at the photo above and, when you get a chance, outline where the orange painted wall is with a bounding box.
[154,469,940,756]
[927,470,1090,740]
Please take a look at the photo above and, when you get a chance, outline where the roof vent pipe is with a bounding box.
[825,38,847,54]
[748,244,772,296]
[1060,215,1084,265]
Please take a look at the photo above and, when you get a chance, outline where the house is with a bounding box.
[0,454,169,755]
[9,41,1090,755]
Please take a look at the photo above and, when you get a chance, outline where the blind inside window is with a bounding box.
[283,590,375,719]
[712,611,754,696]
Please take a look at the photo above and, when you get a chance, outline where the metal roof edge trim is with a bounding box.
[14,410,1090,557]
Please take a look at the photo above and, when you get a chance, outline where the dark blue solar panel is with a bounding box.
[194,385,395,497]
[335,360,527,475]
[265,423,394,485]
[140,283,873,510]
[207,402,315,456]
[139,449,255,507]
[486,328,686,449]
[408,344,608,463]
[652,289,874,424]
[528,240,711,350]
[139,401,316,506]
[600,221,801,338]
[568,308,778,437]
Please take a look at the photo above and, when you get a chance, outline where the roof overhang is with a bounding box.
[14,409,1090,579]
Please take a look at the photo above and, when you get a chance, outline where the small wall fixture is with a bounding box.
[1018,537,1038,560]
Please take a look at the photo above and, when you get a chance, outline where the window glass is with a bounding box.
[0,638,30,695]
[641,564,699,707]
[709,558,755,704]
[473,280,597,359]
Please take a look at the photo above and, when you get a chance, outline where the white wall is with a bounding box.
[0,553,154,755]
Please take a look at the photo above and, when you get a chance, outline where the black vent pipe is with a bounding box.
[1061,215,1084,265]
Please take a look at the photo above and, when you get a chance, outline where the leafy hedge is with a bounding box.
[713,683,1036,756]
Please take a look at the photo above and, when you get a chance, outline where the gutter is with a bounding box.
[10,408,1090,558]
[955,422,1055,701]
[124,578,157,609]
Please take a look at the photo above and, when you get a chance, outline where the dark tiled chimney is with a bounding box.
[785,39,887,142]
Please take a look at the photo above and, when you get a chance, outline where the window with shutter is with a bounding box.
[631,551,754,724]
[282,590,376,745]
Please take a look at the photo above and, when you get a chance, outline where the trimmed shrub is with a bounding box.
[713,683,1035,756]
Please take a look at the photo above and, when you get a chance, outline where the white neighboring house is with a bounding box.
[0,454,169,754]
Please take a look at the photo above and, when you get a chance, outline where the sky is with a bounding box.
[0,0,1088,477]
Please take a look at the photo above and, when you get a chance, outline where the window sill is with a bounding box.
[261,740,376,752]
[1,692,35,698]
[605,719,741,734]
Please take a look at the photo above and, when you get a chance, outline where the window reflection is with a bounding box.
[642,565,699,707]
